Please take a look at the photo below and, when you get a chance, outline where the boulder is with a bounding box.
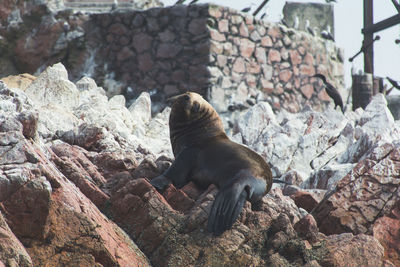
[0,63,399,266]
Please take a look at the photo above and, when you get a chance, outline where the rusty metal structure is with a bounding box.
[351,0,400,110]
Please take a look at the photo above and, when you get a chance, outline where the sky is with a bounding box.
[161,0,400,90]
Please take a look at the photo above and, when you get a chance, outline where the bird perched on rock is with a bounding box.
[260,12,267,20]
[305,20,316,36]
[188,0,199,5]
[174,0,186,4]
[312,74,344,113]
[321,25,334,41]
[241,6,251,13]
[293,16,299,29]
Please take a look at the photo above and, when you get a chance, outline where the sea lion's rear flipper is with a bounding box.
[207,183,248,236]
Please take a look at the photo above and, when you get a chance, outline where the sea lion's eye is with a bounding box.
[192,102,200,113]
[183,95,190,102]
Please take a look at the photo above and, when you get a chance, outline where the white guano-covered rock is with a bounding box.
[25,63,80,110]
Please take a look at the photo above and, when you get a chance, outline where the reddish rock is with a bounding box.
[210,40,223,54]
[163,184,196,213]
[268,49,281,63]
[373,215,400,266]
[239,38,255,58]
[314,144,400,235]
[50,143,109,209]
[261,36,273,47]
[0,139,149,266]
[247,61,261,74]
[279,69,292,83]
[255,47,267,64]
[267,26,282,41]
[299,64,316,76]
[320,234,386,267]
[232,57,246,73]
[301,84,314,99]
[291,191,319,212]
[218,19,229,32]
[239,22,249,37]
[304,52,314,66]
[261,79,274,94]
[0,211,32,266]
[109,23,128,35]
[209,6,222,18]
[289,50,302,66]
[318,88,331,102]
[117,46,135,62]
[274,83,284,95]
[294,214,319,242]
[209,28,226,42]
[138,52,154,72]
[246,74,257,87]
[132,33,153,53]
[216,54,228,67]
[298,46,306,55]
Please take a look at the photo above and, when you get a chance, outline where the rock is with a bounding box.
[0,211,32,266]
[320,233,386,267]
[313,142,400,235]
[290,191,320,213]
[373,205,400,266]
[0,73,36,91]
[25,63,80,110]
[0,62,398,266]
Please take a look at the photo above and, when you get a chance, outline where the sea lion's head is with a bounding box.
[167,92,225,154]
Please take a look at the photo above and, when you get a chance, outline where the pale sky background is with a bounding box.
[162,0,400,91]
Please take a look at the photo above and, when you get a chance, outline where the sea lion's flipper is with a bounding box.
[150,175,171,192]
[207,183,248,236]
[151,147,197,192]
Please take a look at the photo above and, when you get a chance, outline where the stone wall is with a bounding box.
[83,4,344,114]
[0,3,345,116]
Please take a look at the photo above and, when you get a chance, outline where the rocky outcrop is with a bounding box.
[0,63,398,266]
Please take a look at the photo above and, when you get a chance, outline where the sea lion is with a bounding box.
[150,92,273,235]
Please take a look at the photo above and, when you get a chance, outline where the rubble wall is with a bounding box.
[86,4,345,113]
[0,3,345,114]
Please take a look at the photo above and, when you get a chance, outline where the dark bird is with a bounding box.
[387,76,400,90]
[321,25,334,41]
[312,74,344,113]
[188,0,199,5]
[326,0,337,2]
[395,39,400,44]
[241,7,251,13]
[174,0,186,4]
[306,20,316,36]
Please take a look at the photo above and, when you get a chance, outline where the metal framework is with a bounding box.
[361,0,400,75]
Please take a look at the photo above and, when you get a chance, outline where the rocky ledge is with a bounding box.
[0,63,398,266]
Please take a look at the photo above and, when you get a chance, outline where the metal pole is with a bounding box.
[253,0,270,17]
[363,0,374,74]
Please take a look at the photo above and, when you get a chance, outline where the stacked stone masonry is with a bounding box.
[88,4,345,114]
[0,3,345,115]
